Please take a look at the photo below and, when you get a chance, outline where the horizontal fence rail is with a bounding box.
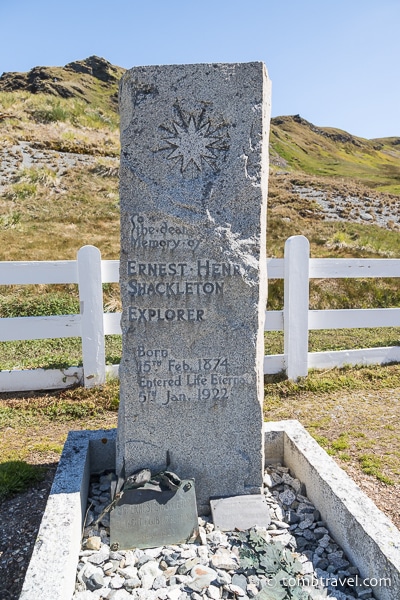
[1,237,400,392]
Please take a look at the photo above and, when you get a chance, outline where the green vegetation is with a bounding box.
[270,116,400,193]
[358,454,394,484]
[264,363,400,487]
[265,327,400,356]
[0,380,120,500]
[0,460,45,500]
[0,336,121,370]
[0,162,120,261]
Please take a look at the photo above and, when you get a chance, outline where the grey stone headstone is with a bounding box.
[117,62,271,514]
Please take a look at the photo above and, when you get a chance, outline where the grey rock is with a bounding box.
[225,584,246,597]
[75,463,365,600]
[110,574,125,589]
[109,590,133,600]
[99,512,110,528]
[314,527,329,539]
[166,588,184,600]
[85,569,105,591]
[216,570,231,585]
[329,557,350,571]
[118,565,138,579]
[153,575,167,589]
[206,531,229,547]
[136,590,157,600]
[207,584,221,600]
[210,548,239,571]
[110,551,125,561]
[278,489,296,506]
[103,561,115,574]
[87,545,110,565]
[319,534,331,548]
[286,510,301,525]
[137,555,153,568]
[139,560,163,589]
[315,558,329,571]
[231,574,247,592]
[302,529,316,541]
[247,575,260,590]
[246,583,259,598]
[125,577,141,589]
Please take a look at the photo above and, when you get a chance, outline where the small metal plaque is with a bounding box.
[110,479,198,550]
[210,494,271,531]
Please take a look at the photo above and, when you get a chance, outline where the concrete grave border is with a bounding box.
[20,421,400,600]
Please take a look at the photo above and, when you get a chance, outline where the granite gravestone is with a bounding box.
[117,62,271,515]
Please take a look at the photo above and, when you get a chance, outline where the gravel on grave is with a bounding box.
[73,465,374,600]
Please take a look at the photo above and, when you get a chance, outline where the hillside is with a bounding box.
[0,56,399,264]
[270,115,400,194]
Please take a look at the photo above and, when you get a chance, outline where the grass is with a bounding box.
[0,162,120,261]
[265,327,400,356]
[270,117,400,193]
[264,363,400,486]
[0,380,119,453]
[0,336,122,370]
[0,460,45,501]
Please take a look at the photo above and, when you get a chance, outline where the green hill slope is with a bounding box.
[270,115,400,194]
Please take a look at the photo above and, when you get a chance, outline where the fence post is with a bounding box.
[284,235,310,381]
[77,245,106,387]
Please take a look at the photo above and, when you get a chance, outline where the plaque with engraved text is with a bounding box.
[110,479,198,550]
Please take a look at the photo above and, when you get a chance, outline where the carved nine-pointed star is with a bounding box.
[163,116,224,172]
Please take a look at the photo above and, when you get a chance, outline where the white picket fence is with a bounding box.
[1,235,399,392]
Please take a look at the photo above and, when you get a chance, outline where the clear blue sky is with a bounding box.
[1,0,399,139]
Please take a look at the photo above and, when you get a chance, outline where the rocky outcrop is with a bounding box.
[65,56,121,83]
[0,56,123,101]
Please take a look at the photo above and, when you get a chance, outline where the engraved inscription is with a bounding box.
[126,260,242,299]
[131,214,201,251]
[158,107,230,176]
[129,307,205,322]
[134,345,249,406]
[124,210,250,402]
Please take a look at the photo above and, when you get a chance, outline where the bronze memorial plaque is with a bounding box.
[110,479,198,550]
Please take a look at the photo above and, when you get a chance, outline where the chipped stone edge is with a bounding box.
[21,422,400,600]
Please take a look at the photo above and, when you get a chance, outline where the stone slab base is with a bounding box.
[21,422,400,600]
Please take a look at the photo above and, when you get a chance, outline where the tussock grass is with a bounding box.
[0,90,120,154]
[1,162,120,261]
